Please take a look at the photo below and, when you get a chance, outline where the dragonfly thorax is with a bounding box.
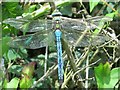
[52,9,62,24]
[52,16,62,30]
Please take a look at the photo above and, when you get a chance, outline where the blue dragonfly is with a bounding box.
[3,9,112,84]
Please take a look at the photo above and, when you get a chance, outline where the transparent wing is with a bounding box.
[9,30,110,49]
[61,16,112,31]
[9,32,55,49]
[3,16,112,33]
[3,18,53,32]
[4,16,112,49]
[61,16,112,47]
[61,19,87,31]
[63,31,111,47]
[27,19,52,32]
[3,18,29,29]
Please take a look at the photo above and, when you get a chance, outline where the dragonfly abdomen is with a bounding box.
[54,29,64,85]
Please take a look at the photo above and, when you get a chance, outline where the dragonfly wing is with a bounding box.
[86,16,113,24]
[3,18,53,32]
[9,32,55,49]
[3,18,29,29]
[26,19,52,32]
[61,16,112,32]
[63,32,89,47]
[61,19,88,32]
[63,32,111,47]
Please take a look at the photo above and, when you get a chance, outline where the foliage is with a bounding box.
[3,77,20,89]
[2,2,23,20]
[94,62,120,89]
[1,1,120,89]
[89,0,101,12]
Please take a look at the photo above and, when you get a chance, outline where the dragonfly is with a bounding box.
[3,9,112,85]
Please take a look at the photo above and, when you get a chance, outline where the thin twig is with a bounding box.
[85,54,89,89]
[31,64,56,88]
[72,59,101,82]
[44,45,48,74]
[62,38,84,88]
[89,48,99,63]
[99,34,120,48]
[76,46,91,67]
[101,0,116,12]
[103,47,111,59]
[44,17,48,74]
[61,70,73,88]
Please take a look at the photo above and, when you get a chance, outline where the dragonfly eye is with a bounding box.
[52,15,61,21]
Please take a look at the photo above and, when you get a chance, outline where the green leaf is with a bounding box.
[89,0,100,12]
[2,37,11,55]
[20,75,33,88]
[3,78,8,88]
[23,5,36,16]
[0,39,2,58]
[7,49,18,61]
[22,22,31,35]
[22,62,36,78]
[26,3,51,19]
[59,3,72,17]
[7,77,20,89]
[94,62,111,88]
[9,65,22,76]
[106,3,115,13]
[2,2,23,20]
[94,62,120,89]
[105,67,120,88]
[29,5,37,13]
[106,11,118,19]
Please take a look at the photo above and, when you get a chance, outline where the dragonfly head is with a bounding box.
[52,9,62,21]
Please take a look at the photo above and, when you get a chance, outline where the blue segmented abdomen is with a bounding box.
[54,29,64,84]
